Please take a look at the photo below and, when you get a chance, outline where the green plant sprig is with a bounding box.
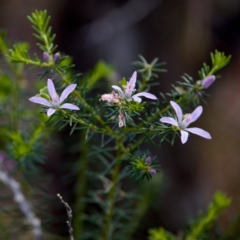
[133,55,167,82]
[52,65,118,136]
[148,227,177,240]
[185,192,231,240]
[8,114,47,162]
[5,19,117,137]
[198,50,231,79]
[148,50,230,120]
[27,10,57,54]
[125,50,231,149]
[59,110,119,137]
[147,192,231,240]
[26,10,117,136]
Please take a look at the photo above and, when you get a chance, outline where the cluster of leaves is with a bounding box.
[27,10,57,54]
[132,55,167,81]
[0,33,49,168]
[198,51,231,79]
[126,154,160,181]
[162,51,231,108]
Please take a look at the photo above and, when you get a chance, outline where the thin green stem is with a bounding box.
[42,34,51,53]
[3,48,25,130]
[138,77,147,93]
[7,55,53,67]
[73,130,89,239]
[53,66,116,136]
[60,110,117,137]
[102,136,124,240]
[102,163,121,240]
[11,70,20,130]
[122,92,192,152]
[207,66,218,76]
[60,110,97,129]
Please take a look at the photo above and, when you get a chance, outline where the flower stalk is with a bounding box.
[73,130,89,238]
[102,136,124,240]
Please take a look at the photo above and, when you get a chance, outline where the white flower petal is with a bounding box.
[129,71,137,88]
[160,117,178,126]
[47,108,56,116]
[186,127,211,139]
[112,85,124,98]
[180,130,189,144]
[60,103,80,110]
[132,95,142,103]
[48,79,57,100]
[190,106,203,124]
[60,84,77,103]
[170,101,182,122]
[133,92,157,100]
[29,96,52,107]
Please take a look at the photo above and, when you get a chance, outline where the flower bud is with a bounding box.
[201,75,215,89]
[42,52,50,62]
[118,113,125,128]
[53,52,61,63]
[145,156,151,164]
[149,169,156,175]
